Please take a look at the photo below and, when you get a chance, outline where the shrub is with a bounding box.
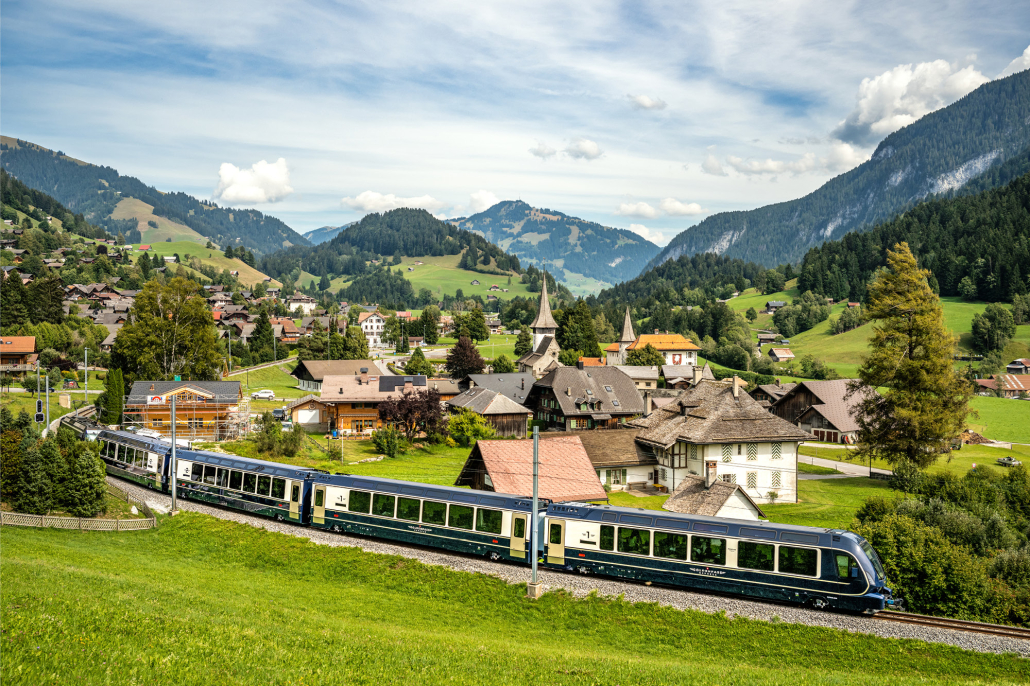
[448,408,496,447]
[371,426,404,458]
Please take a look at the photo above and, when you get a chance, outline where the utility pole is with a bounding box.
[45,374,50,429]
[527,425,543,598]
[84,348,88,408]
[170,395,178,513]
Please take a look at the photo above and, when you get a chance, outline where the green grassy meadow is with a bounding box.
[4,517,1026,686]
[436,334,520,362]
[128,239,278,287]
[763,477,894,529]
[968,396,1030,443]
[799,442,1030,477]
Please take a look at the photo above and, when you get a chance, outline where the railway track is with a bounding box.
[874,610,1030,640]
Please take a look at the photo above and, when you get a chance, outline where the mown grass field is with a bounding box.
[128,240,279,288]
[799,442,1030,476]
[227,361,305,401]
[436,334,520,362]
[763,477,894,529]
[111,197,206,244]
[969,396,1030,443]
[4,517,1026,686]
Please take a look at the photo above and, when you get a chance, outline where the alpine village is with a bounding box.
[3,6,1030,685]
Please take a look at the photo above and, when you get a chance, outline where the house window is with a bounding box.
[721,444,731,462]
[737,444,742,455]
[720,473,737,484]
[747,471,757,489]
[772,442,782,460]
[772,471,782,488]
[690,444,697,460]
[747,443,757,461]
[660,468,667,481]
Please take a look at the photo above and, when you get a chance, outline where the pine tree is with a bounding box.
[445,336,485,379]
[28,274,65,324]
[514,328,532,357]
[492,354,516,373]
[62,442,107,518]
[224,245,235,259]
[404,347,434,376]
[37,437,68,507]
[250,310,275,362]
[466,307,489,342]
[396,319,409,354]
[342,326,369,359]
[319,273,331,291]
[102,369,124,425]
[1,271,30,326]
[850,243,972,469]
[138,250,153,280]
[12,444,52,515]
[419,306,440,345]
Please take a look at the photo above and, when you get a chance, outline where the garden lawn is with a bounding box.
[436,335,519,362]
[763,477,893,529]
[0,393,81,422]
[799,442,1030,477]
[4,517,1027,686]
[229,361,306,400]
[968,396,1030,443]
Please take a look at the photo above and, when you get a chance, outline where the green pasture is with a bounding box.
[111,197,206,244]
[0,392,82,422]
[128,239,278,287]
[228,361,305,400]
[799,442,1030,477]
[5,518,1024,686]
[435,334,519,362]
[968,396,1030,443]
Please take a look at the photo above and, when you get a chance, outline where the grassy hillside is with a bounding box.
[3,517,1024,686]
[130,240,279,288]
[330,255,533,303]
[111,197,207,243]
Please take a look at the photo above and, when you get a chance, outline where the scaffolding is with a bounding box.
[121,396,252,442]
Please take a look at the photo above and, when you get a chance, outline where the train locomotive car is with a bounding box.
[98,430,172,491]
[306,473,547,562]
[541,502,897,613]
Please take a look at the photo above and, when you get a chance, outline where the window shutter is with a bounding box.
[721,444,731,462]
[747,443,757,461]
[772,442,782,459]
[622,469,627,483]
[605,470,611,485]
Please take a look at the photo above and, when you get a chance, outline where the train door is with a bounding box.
[290,481,302,519]
[510,514,528,559]
[547,519,565,565]
[312,485,326,525]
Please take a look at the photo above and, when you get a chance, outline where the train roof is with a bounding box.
[317,472,545,512]
[178,448,315,479]
[98,429,175,455]
[546,501,850,548]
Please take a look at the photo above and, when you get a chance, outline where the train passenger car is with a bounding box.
[542,502,896,613]
[309,473,546,562]
[97,430,173,490]
[172,449,315,524]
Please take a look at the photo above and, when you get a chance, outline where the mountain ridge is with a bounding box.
[647,69,1030,271]
[303,223,354,245]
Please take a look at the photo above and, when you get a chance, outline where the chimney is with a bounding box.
[360,367,369,385]
[566,386,571,396]
[645,393,652,415]
[654,328,659,334]
[521,378,525,390]
[577,359,584,370]
[680,403,688,416]
[704,460,717,489]
[732,375,743,399]
[693,366,702,385]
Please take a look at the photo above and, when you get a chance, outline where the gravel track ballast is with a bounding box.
[111,478,1030,657]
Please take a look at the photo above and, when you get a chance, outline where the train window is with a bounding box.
[397,497,420,521]
[216,468,229,488]
[372,494,396,517]
[476,508,503,534]
[314,489,324,507]
[738,541,775,571]
[448,504,474,530]
[229,471,243,490]
[349,490,372,514]
[617,527,651,556]
[271,478,286,500]
[653,531,688,560]
[513,517,526,539]
[779,546,818,576]
[192,464,204,482]
[204,465,218,485]
[291,484,300,502]
[422,501,446,525]
[549,523,562,544]
[243,473,257,492]
[836,554,859,580]
[599,525,615,550]
[691,536,726,565]
[257,476,271,497]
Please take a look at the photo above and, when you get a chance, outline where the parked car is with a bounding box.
[251,389,275,400]
[997,456,1023,467]
[281,421,294,432]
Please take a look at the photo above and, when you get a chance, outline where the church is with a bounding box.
[517,278,563,378]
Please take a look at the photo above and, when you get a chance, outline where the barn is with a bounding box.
[446,387,532,437]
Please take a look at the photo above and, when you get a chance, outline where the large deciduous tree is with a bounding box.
[445,335,485,379]
[970,303,1016,355]
[111,277,222,382]
[378,388,443,441]
[626,343,665,366]
[849,243,971,470]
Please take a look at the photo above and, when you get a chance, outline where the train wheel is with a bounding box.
[810,597,828,610]
[332,524,342,533]
[487,551,502,562]
[276,514,284,522]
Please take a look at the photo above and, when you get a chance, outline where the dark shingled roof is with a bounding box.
[517,335,556,366]
[464,373,535,404]
[777,379,868,433]
[535,366,645,416]
[754,382,797,402]
[630,378,813,449]
[127,380,241,404]
[662,474,766,517]
[564,430,658,468]
[446,387,531,415]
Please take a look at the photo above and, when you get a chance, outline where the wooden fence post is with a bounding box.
[116,518,120,532]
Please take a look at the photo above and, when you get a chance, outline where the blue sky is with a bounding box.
[2,0,1029,245]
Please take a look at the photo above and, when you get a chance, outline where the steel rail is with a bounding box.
[874,610,1030,640]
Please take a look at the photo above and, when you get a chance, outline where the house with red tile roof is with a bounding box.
[604,308,701,366]
[0,336,37,374]
[454,435,607,502]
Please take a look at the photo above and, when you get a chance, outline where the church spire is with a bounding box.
[530,273,558,331]
[619,306,635,343]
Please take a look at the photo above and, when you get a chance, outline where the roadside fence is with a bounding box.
[0,481,157,532]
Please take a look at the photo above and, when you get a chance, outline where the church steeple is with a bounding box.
[530,273,557,349]
[619,306,635,343]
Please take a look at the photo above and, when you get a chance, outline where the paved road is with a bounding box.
[798,454,891,480]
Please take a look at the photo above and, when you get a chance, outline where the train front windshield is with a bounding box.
[859,539,886,580]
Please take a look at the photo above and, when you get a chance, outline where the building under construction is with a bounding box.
[122,380,250,441]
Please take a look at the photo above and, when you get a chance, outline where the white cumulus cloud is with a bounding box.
[341,191,447,214]
[628,223,667,245]
[563,138,603,160]
[528,140,556,159]
[823,142,871,173]
[725,153,818,176]
[701,153,727,176]
[999,45,1030,78]
[833,60,989,145]
[469,190,500,213]
[615,201,658,218]
[629,94,667,110]
[659,198,705,216]
[213,158,293,204]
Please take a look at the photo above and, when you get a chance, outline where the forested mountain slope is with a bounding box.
[648,69,1030,270]
[796,167,1030,304]
[0,137,310,255]
[450,200,660,285]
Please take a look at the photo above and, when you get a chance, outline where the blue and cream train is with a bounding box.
[95,429,901,613]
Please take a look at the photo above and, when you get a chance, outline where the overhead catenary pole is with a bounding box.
[45,374,50,429]
[527,425,543,598]
[84,348,88,408]
[170,395,178,513]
